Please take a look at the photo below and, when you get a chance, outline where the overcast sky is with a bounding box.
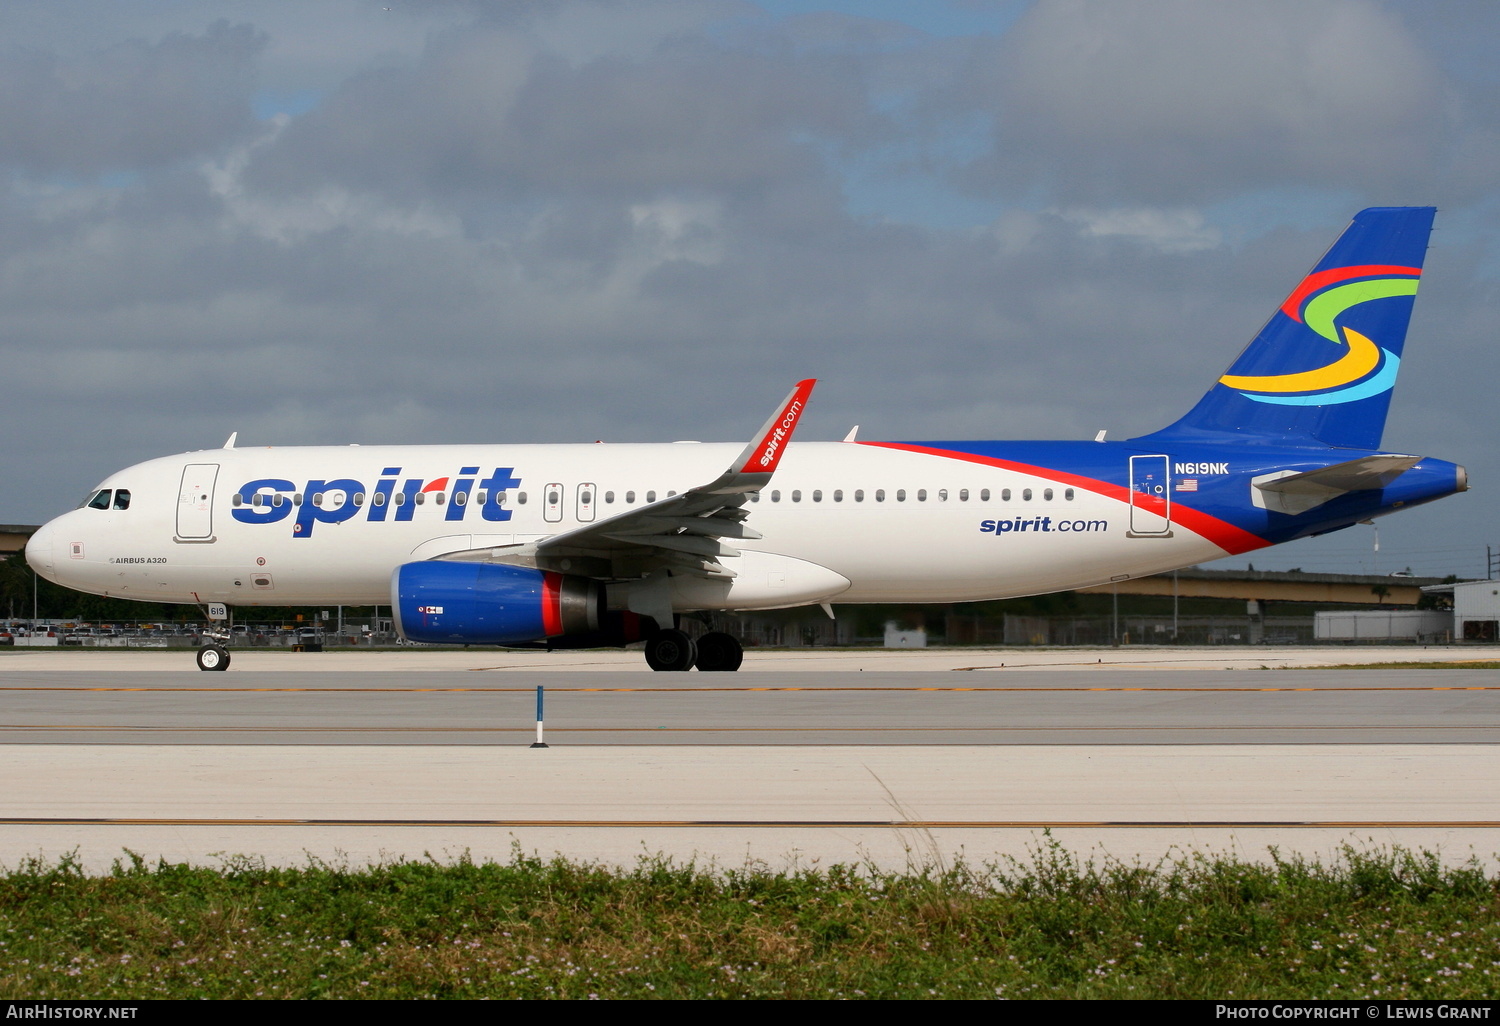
[2,0,1495,578]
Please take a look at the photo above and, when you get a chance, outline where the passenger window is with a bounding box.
[392,493,404,506]
[605,491,615,504]
[854,489,864,502]
[1065,488,1075,501]
[435,492,446,506]
[749,492,759,502]
[771,490,781,502]
[113,490,131,511]
[875,489,885,502]
[87,490,111,510]
[294,493,304,506]
[517,492,527,504]
[272,493,284,507]
[231,493,243,508]
[312,493,324,507]
[790,490,800,502]
[667,491,677,497]
[1001,489,1011,501]
[372,492,385,507]
[896,489,906,502]
[938,489,947,501]
[959,489,969,501]
[981,488,990,501]
[833,489,843,502]
[252,494,264,509]
[476,490,488,505]
[646,491,656,503]
[812,489,822,502]
[1021,489,1031,501]
[1044,488,1054,501]
[917,489,926,501]
[625,491,635,503]
[354,492,366,506]
[414,492,425,505]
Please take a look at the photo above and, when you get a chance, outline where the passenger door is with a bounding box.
[176,464,219,541]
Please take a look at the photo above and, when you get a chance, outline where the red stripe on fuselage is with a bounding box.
[541,571,564,637]
[860,441,1267,556]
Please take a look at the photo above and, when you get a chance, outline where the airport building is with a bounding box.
[0,525,35,558]
[1418,579,1500,642]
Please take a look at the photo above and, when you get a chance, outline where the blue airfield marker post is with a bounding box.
[530,685,549,748]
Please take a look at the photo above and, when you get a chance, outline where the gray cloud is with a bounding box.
[0,20,265,175]
[241,22,874,205]
[956,0,1447,204]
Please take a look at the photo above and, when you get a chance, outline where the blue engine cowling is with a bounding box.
[392,561,600,645]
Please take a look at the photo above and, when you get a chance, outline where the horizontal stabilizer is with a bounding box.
[1252,454,1422,516]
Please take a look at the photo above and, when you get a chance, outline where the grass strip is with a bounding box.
[2,841,1497,999]
[1319,661,1500,670]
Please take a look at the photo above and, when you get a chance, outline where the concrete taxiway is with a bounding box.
[2,645,1498,872]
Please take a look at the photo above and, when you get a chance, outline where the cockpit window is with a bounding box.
[85,490,111,510]
[112,489,131,511]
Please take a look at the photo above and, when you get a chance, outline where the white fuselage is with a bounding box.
[26,440,1237,613]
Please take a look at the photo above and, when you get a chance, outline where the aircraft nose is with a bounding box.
[25,519,58,582]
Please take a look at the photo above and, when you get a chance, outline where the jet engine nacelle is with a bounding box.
[392,561,600,645]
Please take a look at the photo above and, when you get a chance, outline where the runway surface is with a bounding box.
[2,669,1499,744]
[3,647,1498,871]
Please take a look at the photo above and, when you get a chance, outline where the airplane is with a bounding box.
[25,206,1466,671]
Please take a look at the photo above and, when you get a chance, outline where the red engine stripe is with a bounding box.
[541,571,564,637]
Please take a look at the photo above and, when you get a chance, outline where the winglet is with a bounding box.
[733,378,816,475]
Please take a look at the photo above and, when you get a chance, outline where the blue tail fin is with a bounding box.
[1143,206,1435,450]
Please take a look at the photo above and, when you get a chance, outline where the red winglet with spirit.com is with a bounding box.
[736,378,816,475]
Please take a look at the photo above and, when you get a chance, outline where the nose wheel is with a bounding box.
[196,645,231,671]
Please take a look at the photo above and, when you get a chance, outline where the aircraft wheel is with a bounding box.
[196,645,231,671]
[645,629,697,672]
[694,631,743,671]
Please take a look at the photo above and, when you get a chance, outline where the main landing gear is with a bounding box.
[643,629,743,672]
[196,645,231,671]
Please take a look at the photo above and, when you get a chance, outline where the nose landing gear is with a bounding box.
[193,598,232,671]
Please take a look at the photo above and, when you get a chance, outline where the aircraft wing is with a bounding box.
[441,379,816,579]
